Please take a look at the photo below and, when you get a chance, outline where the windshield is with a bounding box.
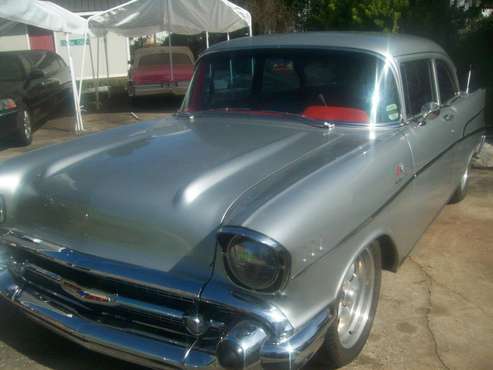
[183,49,401,125]
[0,55,24,81]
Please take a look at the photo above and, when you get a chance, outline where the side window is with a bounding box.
[376,70,401,123]
[203,56,254,110]
[56,55,67,69]
[436,60,457,104]
[400,59,436,117]
[38,54,59,76]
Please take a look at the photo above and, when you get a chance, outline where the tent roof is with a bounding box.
[88,0,252,37]
[0,0,88,35]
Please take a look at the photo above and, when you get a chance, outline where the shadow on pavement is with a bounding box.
[82,91,183,115]
[0,300,148,370]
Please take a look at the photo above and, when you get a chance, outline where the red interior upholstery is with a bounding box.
[303,106,369,123]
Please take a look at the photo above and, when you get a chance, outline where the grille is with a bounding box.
[7,245,231,352]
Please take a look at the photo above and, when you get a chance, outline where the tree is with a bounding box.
[234,0,297,34]
[283,0,410,32]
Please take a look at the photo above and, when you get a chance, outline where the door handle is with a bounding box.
[443,113,455,121]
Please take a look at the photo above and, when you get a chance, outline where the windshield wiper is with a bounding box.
[177,109,337,129]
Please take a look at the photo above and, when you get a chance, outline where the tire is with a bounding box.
[448,162,470,204]
[314,242,382,369]
[128,94,139,106]
[14,106,33,146]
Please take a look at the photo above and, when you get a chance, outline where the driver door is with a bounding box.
[400,57,456,233]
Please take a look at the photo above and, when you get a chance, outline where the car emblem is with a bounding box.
[61,280,115,305]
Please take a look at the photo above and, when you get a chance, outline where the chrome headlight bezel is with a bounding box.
[218,227,291,293]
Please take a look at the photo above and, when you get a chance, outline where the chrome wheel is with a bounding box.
[460,164,469,191]
[337,248,375,349]
[23,110,32,139]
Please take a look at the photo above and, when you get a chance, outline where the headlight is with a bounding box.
[0,98,16,113]
[219,227,291,292]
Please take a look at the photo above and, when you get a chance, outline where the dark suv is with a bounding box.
[0,50,71,146]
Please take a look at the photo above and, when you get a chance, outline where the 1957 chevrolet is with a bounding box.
[0,32,486,369]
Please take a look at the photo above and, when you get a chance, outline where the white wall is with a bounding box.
[0,23,29,51]
[54,31,130,80]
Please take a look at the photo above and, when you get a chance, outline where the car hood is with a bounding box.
[2,114,348,288]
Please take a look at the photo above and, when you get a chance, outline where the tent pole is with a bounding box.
[168,32,174,81]
[249,24,253,37]
[206,31,210,48]
[78,31,88,106]
[65,33,83,133]
[104,35,111,97]
[88,37,96,88]
[227,32,230,41]
[95,37,101,110]
[166,0,174,82]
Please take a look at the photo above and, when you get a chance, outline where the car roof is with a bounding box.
[204,31,447,59]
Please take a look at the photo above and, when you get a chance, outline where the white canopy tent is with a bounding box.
[88,0,252,37]
[0,0,89,133]
[83,0,252,109]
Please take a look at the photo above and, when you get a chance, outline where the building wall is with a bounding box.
[0,23,29,51]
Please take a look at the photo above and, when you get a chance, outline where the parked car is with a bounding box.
[0,50,71,145]
[128,46,194,101]
[0,32,486,370]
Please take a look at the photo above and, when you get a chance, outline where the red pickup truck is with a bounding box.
[128,46,194,101]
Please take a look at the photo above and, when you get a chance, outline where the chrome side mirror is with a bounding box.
[418,102,440,126]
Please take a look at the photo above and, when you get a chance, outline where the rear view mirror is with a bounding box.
[418,102,440,126]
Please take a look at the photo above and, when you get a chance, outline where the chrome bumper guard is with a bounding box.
[0,231,335,370]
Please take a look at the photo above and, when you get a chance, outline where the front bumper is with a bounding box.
[129,82,189,97]
[0,234,334,370]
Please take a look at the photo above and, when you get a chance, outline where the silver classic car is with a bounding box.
[0,32,486,370]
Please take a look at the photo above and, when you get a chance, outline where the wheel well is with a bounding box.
[376,235,399,272]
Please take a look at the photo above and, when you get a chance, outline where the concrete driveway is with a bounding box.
[0,106,491,370]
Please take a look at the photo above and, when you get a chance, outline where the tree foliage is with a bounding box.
[303,0,409,32]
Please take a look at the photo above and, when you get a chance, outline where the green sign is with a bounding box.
[61,38,89,47]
